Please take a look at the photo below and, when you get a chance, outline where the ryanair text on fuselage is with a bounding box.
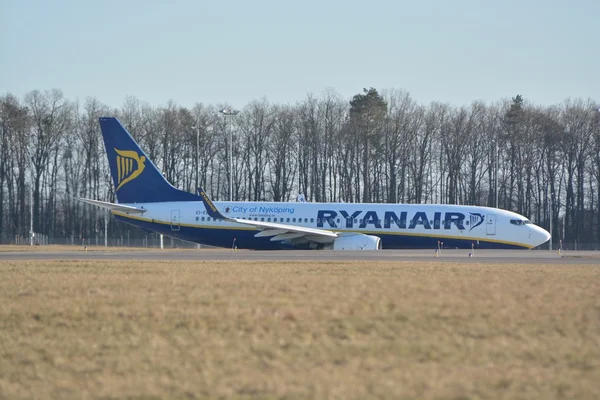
[316,210,485,231]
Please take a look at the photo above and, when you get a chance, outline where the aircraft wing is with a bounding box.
[226,218,338,241]
[198,188,338,242]
[78,198,147,214]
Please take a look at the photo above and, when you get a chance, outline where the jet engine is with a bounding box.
[330,233,382,250]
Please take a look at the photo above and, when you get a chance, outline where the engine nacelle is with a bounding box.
[331,234,382,250]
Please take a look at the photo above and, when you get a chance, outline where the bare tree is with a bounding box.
[383,89,420,203]
[267,106,297,201]
[238,99,274,201]
[591,110,600,245]
[348,88,387,203]
[25,89,72,234]
[441,106,470,204]
[561,99,594,246]
[1,87,599,246]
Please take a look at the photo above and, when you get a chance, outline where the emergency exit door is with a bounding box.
[486,214,496,235]
[171,210,180,231]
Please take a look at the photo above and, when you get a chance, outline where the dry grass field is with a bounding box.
[0,259,598,399]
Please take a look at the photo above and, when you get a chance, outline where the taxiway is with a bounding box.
[1,249,599,264]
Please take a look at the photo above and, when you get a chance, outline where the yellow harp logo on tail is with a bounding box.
[115,148,146,190]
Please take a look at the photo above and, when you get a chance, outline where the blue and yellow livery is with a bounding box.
[78,117,551,251]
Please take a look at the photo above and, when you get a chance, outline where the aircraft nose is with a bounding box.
[531,225,551,248]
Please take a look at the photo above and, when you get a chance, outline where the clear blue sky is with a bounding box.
[1,0,598,109]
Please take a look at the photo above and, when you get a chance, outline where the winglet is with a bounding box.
[198,188,226,220]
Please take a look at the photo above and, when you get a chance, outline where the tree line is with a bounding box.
[1,88,599,248]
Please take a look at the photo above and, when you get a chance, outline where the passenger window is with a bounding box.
[310,218,314,223]
[286,218,290,222]
[267,218,271,222]
[293,218,296,222]
[261,218,265,221]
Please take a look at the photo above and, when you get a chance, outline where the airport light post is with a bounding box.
[192,124,201,250]
[192,125,200,190]
[30,183,33,246]
[495,139,499,209]
[439,146,443,204]
[491,139,499,209]
[219,108,239,202]
[549,192,553,251]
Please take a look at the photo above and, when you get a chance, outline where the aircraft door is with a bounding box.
[170,210,180,231]
[486,214,496,235]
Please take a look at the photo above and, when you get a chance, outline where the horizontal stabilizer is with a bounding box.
[78,198,146,214]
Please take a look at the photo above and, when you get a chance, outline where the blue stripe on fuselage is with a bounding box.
[113,214,528,250]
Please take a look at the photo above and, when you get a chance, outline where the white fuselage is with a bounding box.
[112,201,550,250]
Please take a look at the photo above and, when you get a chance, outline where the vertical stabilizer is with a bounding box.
[99,117,200,203]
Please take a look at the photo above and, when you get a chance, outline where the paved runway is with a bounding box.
[1,249,599,264]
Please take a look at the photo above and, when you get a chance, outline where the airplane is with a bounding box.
[78,117,551,250]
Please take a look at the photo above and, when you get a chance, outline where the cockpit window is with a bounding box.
[510,219,532,226]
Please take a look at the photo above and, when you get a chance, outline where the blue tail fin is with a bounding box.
[99,117,200,203]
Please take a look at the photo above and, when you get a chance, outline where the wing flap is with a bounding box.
[231,218,338,238]
[270,232,305,241]
[254,229,290,238]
